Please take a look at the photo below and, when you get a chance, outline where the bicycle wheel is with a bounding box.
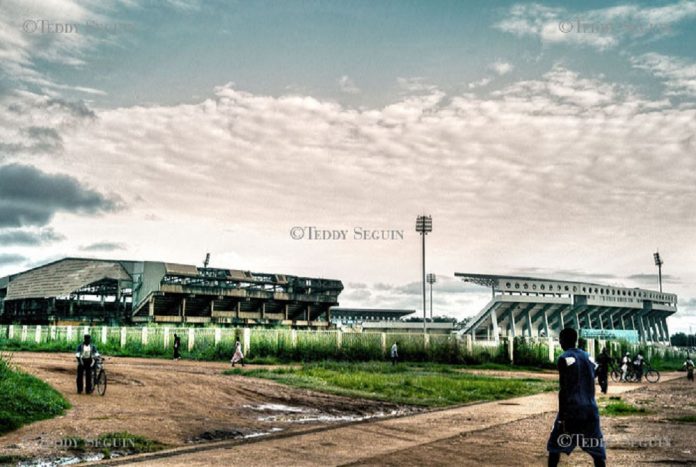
[645,369,660,383]
[610,370,620,382]
[96,370,107,396]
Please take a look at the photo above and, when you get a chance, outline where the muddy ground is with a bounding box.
[0,352,414,464]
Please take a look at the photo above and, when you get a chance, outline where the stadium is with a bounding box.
[0,257,343,327]
[457,273,677,344]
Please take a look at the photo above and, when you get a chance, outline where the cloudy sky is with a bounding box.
[1,0,695,333]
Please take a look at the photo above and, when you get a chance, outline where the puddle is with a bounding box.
[19,452,124,466]
[245,405,410,424]
[190,427,284,443]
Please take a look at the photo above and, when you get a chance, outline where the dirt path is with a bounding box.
[0,352,411,463]
[90,373,688,466]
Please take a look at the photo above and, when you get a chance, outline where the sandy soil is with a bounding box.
[0,352,412,463]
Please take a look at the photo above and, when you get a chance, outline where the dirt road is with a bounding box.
[92,373,693,467]
[0,352,410,463]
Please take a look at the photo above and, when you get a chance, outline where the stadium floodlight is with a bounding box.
[416,215,433,336]
[426,273,436,321]
[653,251,663,293]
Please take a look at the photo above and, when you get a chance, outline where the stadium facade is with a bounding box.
[457,273,677,344]
[0,258,343,327]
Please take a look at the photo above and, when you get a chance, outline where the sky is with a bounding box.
[0,0,695,333]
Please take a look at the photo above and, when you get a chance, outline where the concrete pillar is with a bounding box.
[587,338,595,359]
[164,327,170,349]
[526,309,534,338]
[543,311,550,339]
[8,325,14,340]
[291,329,297,348]
[381,332,386,354]
[188,328,195,351]
[142,327,148,345]
[509,309,517,338]
[661,317,670,344]
[20,325,27,342]
[50,326,56,340]
[243,327,251,355]
[148,297,155,317]
[574,311,580,331]
[548,337,555,363]
[214,328,222,345]
[598,313,604,330]
[491,308,499,345]
[558,310,565,330]
[120,327,126,347]
[508,337,514,363]
[639,316,647,342]
[101,326,107,344]
[336,330,342,349]
[620,314,626,330]
[35,325,42,343]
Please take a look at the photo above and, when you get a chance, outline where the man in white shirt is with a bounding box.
[390,342,399,365]
[75,334,100,394]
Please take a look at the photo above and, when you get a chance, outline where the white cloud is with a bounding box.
[631,53,696,97]
[338,75,360,94]
[490,61,514,76]
[494,1,696,50]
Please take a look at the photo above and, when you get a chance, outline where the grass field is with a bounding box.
[0,354,70,434]
[225,361,557,407]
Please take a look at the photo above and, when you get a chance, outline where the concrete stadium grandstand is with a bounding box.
[457,273,677,344]
[0,258,343,327]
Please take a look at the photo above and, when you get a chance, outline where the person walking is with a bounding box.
[231,340,245,367]
[684,357,694,382]
[390,342,399,365]
[596,348,611,394]
[620,352,631,382]
[75,334,99,394]
[173,333,181,360]
[547,328,606,467]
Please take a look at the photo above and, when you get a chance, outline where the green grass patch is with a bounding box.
[0,353,70,434]
[670,415,696,423]
[225,361,556,407]
[600,400,649,416]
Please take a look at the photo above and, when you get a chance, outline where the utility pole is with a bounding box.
[653,251,663,293]
[426,273,436,321]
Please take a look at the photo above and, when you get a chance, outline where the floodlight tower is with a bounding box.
[415,215,432,336]
[653,251,663,293]
[426,273,436,321]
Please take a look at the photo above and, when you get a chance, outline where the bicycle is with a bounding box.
[91,356,107,396]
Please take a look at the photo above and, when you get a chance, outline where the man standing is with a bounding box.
[547,328,606,467]
[620,352,631,382]
[634,352,645,382]
[390,342,399,365]
[75,334,99,394]
[684,357,694,382]
[231,340,245,367]
[173,333,181,360]
[596,348,611,394]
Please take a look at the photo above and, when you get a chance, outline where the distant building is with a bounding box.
[0,258,343,327]
[329,307,414,325]
[360,321,455,334]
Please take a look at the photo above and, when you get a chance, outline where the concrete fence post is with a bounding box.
[163,327,170,349]
[50,326,56,340]
[101,326,108,345]
[381,333,387,355]
[35,325,42,343]
[424,333,430,350]
[21,325,28,342]
[465,334,473,354]
[243,327,251,355]
[83,326,89,339]
[188,328,195,352]
[508,337,514,364]
[8,325,14,340]
[67,325,73,342]
[548,337,555,363]
[336,330,342,349]
[214,328,222,346]
[291,329,297,348]
[120,327,127,348]
[142,327,148,345]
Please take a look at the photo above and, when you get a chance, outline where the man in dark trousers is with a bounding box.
[173,333,181,360]
[75,334,99,394]
[596,348,611,394]
[547,328,606,467]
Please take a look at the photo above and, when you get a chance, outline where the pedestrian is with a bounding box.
[620,352,631,382]
[684,357,694,382]
[596,348,611,394]
[390,342,399,365]
[173,333,181,360]
[75,334,99,394]
[231,340,245,367]
[634,352,645,382]
[547,328,606,467]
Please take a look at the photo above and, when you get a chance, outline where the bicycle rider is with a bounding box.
[633,352,645,382]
